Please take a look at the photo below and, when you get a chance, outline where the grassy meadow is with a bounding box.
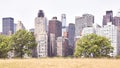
[0,58,120,68]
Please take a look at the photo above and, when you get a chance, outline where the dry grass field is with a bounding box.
[0,58,120,68]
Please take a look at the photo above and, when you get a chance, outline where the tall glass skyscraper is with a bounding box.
[61,14,67,36]
[2,17,14,35]
[61,14,66,27]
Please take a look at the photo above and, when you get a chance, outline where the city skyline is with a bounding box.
[0,0,120,32]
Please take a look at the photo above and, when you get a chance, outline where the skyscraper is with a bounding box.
[103,10,113,26]
[68,23,75,55]
[61,14,67,36]
[34,10,48,57]
[75,14,94,38]
[2,17,14,35]
[48,17,62,56]
[49,17,62,38]
[113,16,120,26]
[68,23,75,47]
[61,14,66,27]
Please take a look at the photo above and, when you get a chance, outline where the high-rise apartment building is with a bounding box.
[75,14,94,38]
[103,10,113,26]
[16,21,25,31]
[100,22,120,56]
[2,17,14,35]
[48,17,62,56]
[34,10,48,57]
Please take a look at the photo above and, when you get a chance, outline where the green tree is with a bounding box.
[0,35,11,58]
[74,34,113,58]
[11,30,37,58]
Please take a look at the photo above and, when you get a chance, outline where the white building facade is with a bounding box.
[100,23,120,56]
[34,10,48,57]
[16,21,25,31]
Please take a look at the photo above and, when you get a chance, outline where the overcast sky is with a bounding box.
[0,0,120,32]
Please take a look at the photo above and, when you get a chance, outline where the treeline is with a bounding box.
[0,31,114,58]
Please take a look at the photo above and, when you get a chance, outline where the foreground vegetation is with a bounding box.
[0,30,37,58]
[74,34,113,57]
[0,58,120,68]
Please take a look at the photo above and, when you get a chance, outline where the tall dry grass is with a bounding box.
[0,58,120,68]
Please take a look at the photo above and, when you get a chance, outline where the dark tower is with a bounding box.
[38,10,44,17]
[106,11,113,22]
[103,10,113,26]
[2,17,14,35]
[48,17,62,56]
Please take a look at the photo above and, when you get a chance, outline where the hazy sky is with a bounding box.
[0,0,120,32]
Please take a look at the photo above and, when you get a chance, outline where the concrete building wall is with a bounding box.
[16,21,25,31]
[49,33,56,56]
[75,17,84,37]
[56,37,69,56]
[57,37,63,56]
[82,14,94,27]
[75,14,94,38]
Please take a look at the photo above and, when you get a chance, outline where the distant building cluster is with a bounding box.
[82,10,120,56]
[1,10,120,57]
[2,17,25,35]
